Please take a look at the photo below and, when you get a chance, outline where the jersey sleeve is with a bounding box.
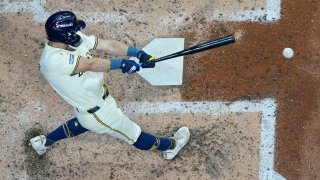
[46,52,81,76]
[76,31,98,50]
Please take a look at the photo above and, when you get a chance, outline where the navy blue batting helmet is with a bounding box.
[45,11,86,47]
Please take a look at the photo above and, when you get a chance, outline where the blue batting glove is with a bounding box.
[110,59,140,74]
[137,50,155,68]
[120,60,140,74]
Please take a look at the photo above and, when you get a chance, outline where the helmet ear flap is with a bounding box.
[72,34,83,47]
[64,32,83,47]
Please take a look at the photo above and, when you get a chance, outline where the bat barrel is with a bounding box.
[154,35,235,62]
[191,35,235,49]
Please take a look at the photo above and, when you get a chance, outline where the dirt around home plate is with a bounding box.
[0,0,319,179]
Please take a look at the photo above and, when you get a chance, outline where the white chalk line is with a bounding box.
[124,98,286,180]
[0,0,281,23]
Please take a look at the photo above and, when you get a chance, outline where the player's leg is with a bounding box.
[133,131,175,151]
[76,96,190,160]
[45,117,89,146]
[29,117,89,155]
[133,127,190,160]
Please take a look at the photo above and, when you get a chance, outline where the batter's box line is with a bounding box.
[0,0,281,23]
[124,98,286,180]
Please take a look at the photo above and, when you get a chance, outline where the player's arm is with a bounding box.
[96,39,129,56]
[73,57,110,73]
[95,38,155,68]
[72,57,140,75]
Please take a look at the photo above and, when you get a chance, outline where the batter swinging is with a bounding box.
[29,11,190,160]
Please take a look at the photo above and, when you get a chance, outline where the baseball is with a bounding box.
[282,48,294,59]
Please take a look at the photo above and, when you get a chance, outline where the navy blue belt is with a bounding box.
[87,91,109,114]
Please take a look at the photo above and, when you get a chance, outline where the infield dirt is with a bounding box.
[0,0,319,179]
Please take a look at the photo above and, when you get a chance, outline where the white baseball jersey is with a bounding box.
[39,32,141,144]
[39,31,102,110]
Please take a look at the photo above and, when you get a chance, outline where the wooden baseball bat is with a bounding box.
[153,35,235,63]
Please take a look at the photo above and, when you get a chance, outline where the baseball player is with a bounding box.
[29,11,190,160]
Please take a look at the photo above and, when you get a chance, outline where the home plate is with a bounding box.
[130,38,185,86]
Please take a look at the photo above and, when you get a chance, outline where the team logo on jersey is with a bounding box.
[69,54,75,64]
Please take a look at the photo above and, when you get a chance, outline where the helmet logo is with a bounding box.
[55,22,74,28]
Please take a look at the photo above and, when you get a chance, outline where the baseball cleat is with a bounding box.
[163,126,190,160]
[29,135,48,155]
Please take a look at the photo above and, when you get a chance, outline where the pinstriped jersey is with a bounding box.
[39,31,105,110]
